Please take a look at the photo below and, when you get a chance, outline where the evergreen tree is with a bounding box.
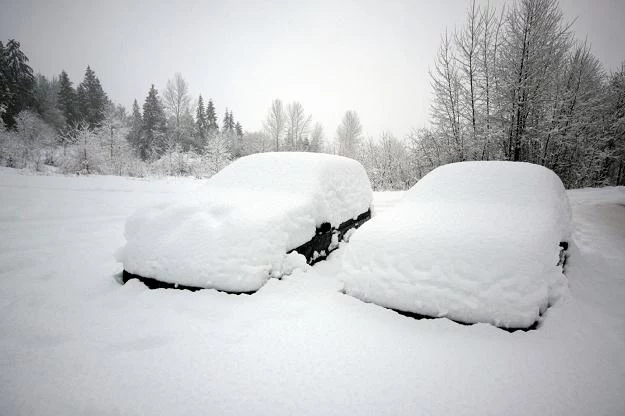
[0,40,8,122]
[127,99,143,153]
[222,110,235,132]
[235,121,243,137]
[223,108,230,132]
[57,70,78,128]
[206,99,218,131]
[0,39,35,128]
[195,94,207,144]
[140,84,166,160]
[33,74,64,130]
[77,66,108,128]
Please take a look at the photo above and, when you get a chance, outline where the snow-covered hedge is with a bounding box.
[341,161,572,329]
[118,152,373,292]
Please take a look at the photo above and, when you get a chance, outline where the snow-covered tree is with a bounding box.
[195,94,207,145]
[285,101,311,151]
[604,63,625,185]
[204,131,231,175]
[222,109,235,132]
[336,111,362,158]
[263,99,286,151]
[32,74,64,131]
[0,110,56,170]
[498,0,573,161]
[126,99,142,153]
[140,84,167,160]
[0,39,35,128]
[76,66,108,128]
[240,131,272,155]
[163,73,191,127]
[309,122,324,152]
[163,73,196,150]
[206,99,218,132]
[57,70,78,128]
[455,0,482,157]
[430,31,464,162]
[98,110,132,175]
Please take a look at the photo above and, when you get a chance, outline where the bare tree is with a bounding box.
[163,73,193,149]
[285,101,312,151]
[163,73,191,126]
[241,131,273,155]
[336,111,362,158]
[263,99,286,151]
[430,31,464,161]
[499,0,573,160]
[476,3,505,160]
[455,0,482,154]
[309,122,324,152]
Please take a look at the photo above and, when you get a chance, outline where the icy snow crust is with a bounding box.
[2,171,625,416]
[342,161,572,328]
[119,152,372,292]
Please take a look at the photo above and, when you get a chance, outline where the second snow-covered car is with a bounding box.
[118,152,373,293]
[340,161,572,330]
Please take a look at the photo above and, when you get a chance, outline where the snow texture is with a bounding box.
[118,152,372,292]
[342,161,572,328]
[1,169,624,415]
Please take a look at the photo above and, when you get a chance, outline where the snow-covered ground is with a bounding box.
[1,169,624,415]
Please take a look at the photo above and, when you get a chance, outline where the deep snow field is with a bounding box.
[1,168,624,415]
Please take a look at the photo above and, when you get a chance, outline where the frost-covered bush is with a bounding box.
[58,118,151,177]
[59,124,106,174]
[150,147,210,177]
[0,111,58,171]
[0,128,21,168]
[203,132,231,176]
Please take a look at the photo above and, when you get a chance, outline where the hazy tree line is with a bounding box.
[0,41,245,176]
[413,0,625,188]
[331,0,623,189]
[1,0,624,189]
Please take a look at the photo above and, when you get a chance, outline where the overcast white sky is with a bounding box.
[1,0,624,138]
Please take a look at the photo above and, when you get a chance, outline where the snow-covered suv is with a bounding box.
[118,152,373,293]
[341,161,572,330]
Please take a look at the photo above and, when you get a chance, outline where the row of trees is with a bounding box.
[1,0,624,191]
[0,41,244,176]
[262,99,324,152]
[249,0,623,189]
[420,0,624,188]
[127,72,245,163]
[0,41,111,131]
[321,0,623,190]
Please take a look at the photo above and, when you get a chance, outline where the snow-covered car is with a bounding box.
[341,161,572,330]
[118,152,373,293]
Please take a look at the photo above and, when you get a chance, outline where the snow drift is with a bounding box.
[341,161,572,329]
[118,152,373,292]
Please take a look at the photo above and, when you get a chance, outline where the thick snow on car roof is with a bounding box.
[118,152,372,292]
[341,161,572,329]
[206,152,372,228]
